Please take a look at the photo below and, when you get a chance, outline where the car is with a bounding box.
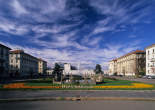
[147,76,155,79]
[118,75,123,77]
[142,75,149,79]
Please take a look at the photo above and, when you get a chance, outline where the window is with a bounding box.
[148,50,149,55]
[1,48,3,57]
[153,49,154,53]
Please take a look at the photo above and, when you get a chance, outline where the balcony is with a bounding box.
[150,58,155,62]
[150,65,155,67]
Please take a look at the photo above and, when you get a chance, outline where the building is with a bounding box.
[146,44,155,76]
[108,59,117,76]
[109,50,146,76]
[38,58,47,75]
[46,69,53,75]
[9,50,38,77]
[63,63,95,76]
[0,43,11,78]
[103,70,109,75]
[63,63,79,75]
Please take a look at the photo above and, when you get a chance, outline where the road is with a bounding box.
[1,100,155,110]
[1,90,155,100]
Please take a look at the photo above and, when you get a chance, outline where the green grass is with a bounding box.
[23,78,53,83]
[99,78,139,86]
[1,77,155,90]
[0,84,2,89]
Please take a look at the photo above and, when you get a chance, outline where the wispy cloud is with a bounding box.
[0,39,141,69]
[0,0,153,69]
[0,18,29,35]
[89,0,152,35]
[11,0,28,15]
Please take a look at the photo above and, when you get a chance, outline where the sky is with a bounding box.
[0,0,155,70]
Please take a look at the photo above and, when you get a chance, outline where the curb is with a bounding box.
[1,97,155,102]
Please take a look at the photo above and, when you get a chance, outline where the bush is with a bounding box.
[114,72,117,76]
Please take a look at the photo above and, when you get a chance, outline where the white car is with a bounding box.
[147,76,155,79]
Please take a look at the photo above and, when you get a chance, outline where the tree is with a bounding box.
[131,55,146,78]
[94,64,103,74]
[71,65,77,70]
[52,63,62,81]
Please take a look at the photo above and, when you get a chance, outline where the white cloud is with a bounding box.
[89,0,151,35]
[0,40,141,69]
[92,26,114,35]
[0,19,29,35]
[0,0,150,69]
[11,0,28,15]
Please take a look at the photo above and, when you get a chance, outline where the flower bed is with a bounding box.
[2,83,154,89]
[3,83,62,89]
[93,83,154,89]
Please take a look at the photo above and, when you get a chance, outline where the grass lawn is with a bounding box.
[98,78,139,86]
[1,78,155,90]
[0,84,2,89]
[25,78,138,86]
[24,78,54,86]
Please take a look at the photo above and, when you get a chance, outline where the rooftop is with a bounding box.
[109,58,117,62]
[118,50,145,59]
[145,44,155,50]
[10,49,38,60]
[10,50,24,54]
[0,43,11,50]
[38,58,47,62]
[110,50,145,62]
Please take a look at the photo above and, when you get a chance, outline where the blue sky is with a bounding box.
[0,0,155,69]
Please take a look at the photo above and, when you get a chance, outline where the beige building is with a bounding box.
[9,50,38,77]
[46,69,53,75]
[109,50,146,76]
[0,43,11,78]
[146,44,155,76]
[108,59,117,75]
[38,58,47,74]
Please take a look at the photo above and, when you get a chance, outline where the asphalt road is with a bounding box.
[1,100,155,110]
[114,76,155,84]
[1,90,155,100]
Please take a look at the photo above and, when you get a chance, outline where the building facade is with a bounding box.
[46,69,53,75]
[0,43,11,78]
[63,63,95,76]
[108,59,117,75]
[109,50,146,76]
[38,58,47,74]
[146,44,155,76]
[9,50,38,77]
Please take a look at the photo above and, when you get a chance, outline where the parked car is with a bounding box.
[118,75,123,77]
[142,75,149,79]
[147,76,155,79]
